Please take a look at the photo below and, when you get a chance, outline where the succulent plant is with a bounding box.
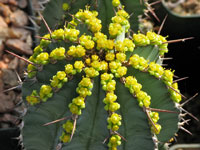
[21,0,193,150]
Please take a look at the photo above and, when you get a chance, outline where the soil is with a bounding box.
[0,0,42,149]
[164,0,200,16]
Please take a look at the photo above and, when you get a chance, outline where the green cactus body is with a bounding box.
[22,0,183,150]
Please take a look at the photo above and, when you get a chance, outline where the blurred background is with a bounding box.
[0,0,199,149]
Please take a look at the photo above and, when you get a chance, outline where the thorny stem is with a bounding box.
[35,35,51,40]
[179,126,193,135]
[146,6,160,22]
[179,119,191,126]
[38,12,52,35]
[159,57,173,60]
[149,0,161,6]
[3,70,22,92]
[3,85,21,93]
[43,116,72,126]
[15,70,22,83]
[67,13,82,23]
[102,136,110,144]
[173,77,189,83]
[158,14,168,35]
[65,20,76,27]
[5,50,35,65]
[113,131,127,142]
[163,37,194,44]
[179,107,199,122]
[144,107,158,132]
[147,108,179,114]
[70,115,78,141]
[168,86,187,99]
[180,93,198,107]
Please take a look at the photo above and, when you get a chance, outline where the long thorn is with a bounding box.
[158,14,168,35]
[168,86,187,99]
[65,20,76,27]
[102,136,110,144]
[179,119,191,126]
[15,70,22,83]
[3,85,21,93]
[173,74,180,78]
[5,50,35,65]
[161,64,168,66]
[38,12,52,35]
[149,0,161,6]
[114,131,127,142]
[180,108,199,122]
[163,37,194,44]
[147,7,160,22]
[160,57,173,60]
[173,77,189,83]
[28,16,40,29]
[43,116,71,126]
[35,35,51,40]
[147,108,179,114]
[179,126,193,135]
[70,115,77,141]
[67,13,82,23]
[180,93,198,107]
[144,107,158,132]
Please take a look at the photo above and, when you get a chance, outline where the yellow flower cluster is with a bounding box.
[93,32,115,50]
[84,55,109,77]
[133,31,168,55]
[65,61,85,75]
[148,62,164,78]
[101,73,116,93]
[51,28,65,40]
[169,83,182,103]
[69,77,93,115]
[125,76,162,134]
[125,76,142,94]
[27,64,37,78]
[129,54,148,71]
[50,47,66,60]
[150,111,162,135]
[67,45,86,57]
[114,38,135,53]
[26,80,55,105]
[50,71,68,89]
[112,0,121,7]
[60,120,73,143]
[109,60,127,78]
[35,52,49,65]
[109,8,130,37]
[162,69,174,86]
[108,134,121,150]
[39,85,53,102]
[79,34,95,50]
[75,7,102,33]
[125,76,151,107]
[26,90,40,105]
[64,28,80,42]
[128,52,182,104]
[40,33,51,47]
[101,72,122,149]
